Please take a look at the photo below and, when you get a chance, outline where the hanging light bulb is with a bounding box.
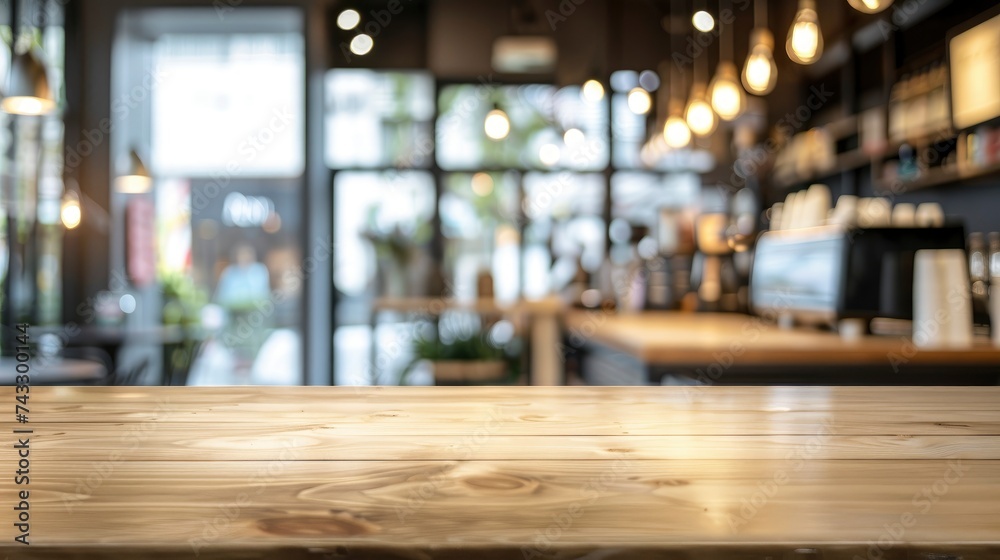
[742,28,778,95]
[847,0,893,14]
[349,34,374,55]
[336,9,361,30]
[709,61,745,121]
[663,115,692,149]
[692,10,715,32]
[484,105,511,140]
[685,83,717,137]
[60,190,81,230]
[627,87,652,115]
[581,79,605,102]
[787,0,824,65]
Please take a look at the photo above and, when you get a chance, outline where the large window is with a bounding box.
[325,69,703,385]
[1,4,66,327]
[436,84,609,171]
[325,70,434,169]
[115,8,306,385]
[151,33,304,177]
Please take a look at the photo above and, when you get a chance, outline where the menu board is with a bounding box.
[950,12,1000,130]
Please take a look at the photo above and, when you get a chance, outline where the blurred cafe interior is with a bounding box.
[2,0,1000,387]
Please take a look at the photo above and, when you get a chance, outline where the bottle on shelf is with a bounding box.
[969,232,991,325]
[989,232,1000,346]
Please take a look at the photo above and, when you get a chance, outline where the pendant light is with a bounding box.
[627,87,652,115]
[484,103,511,140]
[581,78,605,102]
[742,0,778,96]
[336,8,361,30]
[664,106,692,149]
[115,149,153,194]
[690,0,715,33]
[708,0,745,121]
[847,0,893,14]
[685,0,717,137]
[3,0,56,116]
[685,85,716,136]
[786,0,824,65]
[663,21,691,149]
[60,189,81,229]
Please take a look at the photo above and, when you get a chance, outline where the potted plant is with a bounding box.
[400,330,520,385]
[360,206,432,298]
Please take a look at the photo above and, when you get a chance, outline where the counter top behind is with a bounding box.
[565,310,1000,367]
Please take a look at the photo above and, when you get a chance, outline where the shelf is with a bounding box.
[772,149,872,191]
[879,127,956,160]
[875,161,1000,194]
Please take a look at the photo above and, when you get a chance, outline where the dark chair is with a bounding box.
[59,347,115,385]
[110,357,151,386]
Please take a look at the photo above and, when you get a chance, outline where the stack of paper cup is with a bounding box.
[891,203,916,227]
[829,195,858,228]
[801,184,832,228]
[912,249,973,348]
[915,202,945,227]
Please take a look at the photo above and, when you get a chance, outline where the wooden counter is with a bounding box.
[3,386,1000,558]
[565,311,1000,384]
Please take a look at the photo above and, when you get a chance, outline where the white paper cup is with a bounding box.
[913,249,973,348]
[915,202,945,227]
[891,203,916,227]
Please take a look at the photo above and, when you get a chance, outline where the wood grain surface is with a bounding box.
[1,386,998,559]
[564,310,1000,367]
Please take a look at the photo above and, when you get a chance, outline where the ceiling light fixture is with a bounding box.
[787,0,824,65]
[847,0,893,14]
[484,105,511,140]
[336,9,361,30]
[708,0,745,121]
[115,149,153,194]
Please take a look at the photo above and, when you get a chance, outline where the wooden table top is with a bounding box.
[565,310,1000,367]
[2,386,1000,558]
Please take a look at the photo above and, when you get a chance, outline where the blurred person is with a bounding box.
[215,243,271,370]
[216,243,271,308]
